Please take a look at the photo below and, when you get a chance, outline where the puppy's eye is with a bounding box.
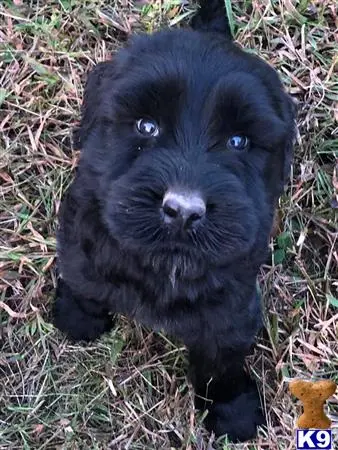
[226,135,249,151]
[136,119,159,137]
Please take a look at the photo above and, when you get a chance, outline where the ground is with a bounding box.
[0,1,337,449]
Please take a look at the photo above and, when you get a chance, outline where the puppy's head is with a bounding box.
[75,16,296,269]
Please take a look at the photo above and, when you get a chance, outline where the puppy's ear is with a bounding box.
[73,60,115,149]
[190,0,232,38]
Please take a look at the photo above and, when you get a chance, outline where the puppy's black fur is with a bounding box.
[53,0,296,442]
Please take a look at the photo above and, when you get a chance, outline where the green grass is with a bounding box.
[1,0,337,449]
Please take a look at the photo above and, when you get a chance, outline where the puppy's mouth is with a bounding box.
[105,202,255,266]
[105,178,258,264]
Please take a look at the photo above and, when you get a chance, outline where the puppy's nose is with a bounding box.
[162,191,206,227]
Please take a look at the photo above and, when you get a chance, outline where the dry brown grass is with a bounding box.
[1,1,337,449]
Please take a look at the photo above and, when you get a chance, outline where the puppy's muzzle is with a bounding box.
[161,190,206,229]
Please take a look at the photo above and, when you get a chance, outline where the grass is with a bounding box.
[0,0,337,448]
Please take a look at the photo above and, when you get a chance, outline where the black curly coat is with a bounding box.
[53,0,296,442]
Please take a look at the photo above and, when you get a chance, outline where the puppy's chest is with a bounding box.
[130,270,246,331]
[144,264,227,305]
[124,268,260,345]
[124,274,210,326]
[106,250,255,326]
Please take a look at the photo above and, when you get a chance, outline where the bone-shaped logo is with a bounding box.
[289,379,337,429]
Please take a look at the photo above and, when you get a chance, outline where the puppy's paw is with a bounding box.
[204,388,265,442]
[53,281,113,342]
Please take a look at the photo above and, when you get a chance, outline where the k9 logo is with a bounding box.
[296,429,332,449]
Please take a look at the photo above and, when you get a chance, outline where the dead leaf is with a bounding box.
[333,162,338,191]
[0,301,28,319]
[33,424,44,435]
[334,102,338,122]
[0,171,13,183]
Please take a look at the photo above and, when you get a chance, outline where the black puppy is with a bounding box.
[53,0,296,442]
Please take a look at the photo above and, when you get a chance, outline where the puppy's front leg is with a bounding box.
[53,278,114,342]
[189,346,265,442]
